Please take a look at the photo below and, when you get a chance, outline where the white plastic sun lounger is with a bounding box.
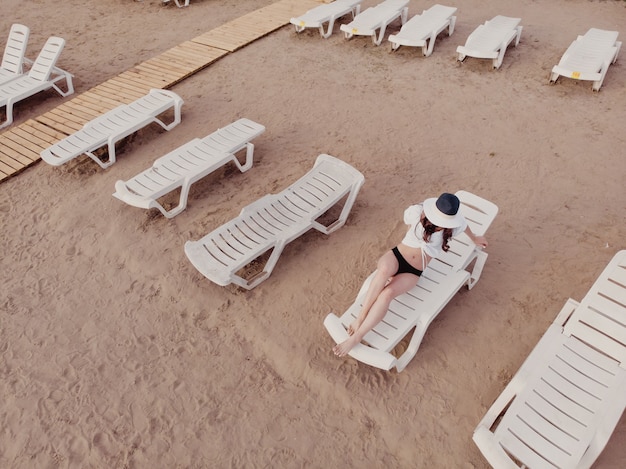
[290,0,363,39]
[324,191,498,372]
[456,15,522,69]
[388,4,457,56]
[0,24,30,86]
[340,0,409,46]
[113,118,265,218]
[41,89,184,169]
[0,36,73,129]
[473,249,626,469]
[549,28,621,92]
[184,154,365,290]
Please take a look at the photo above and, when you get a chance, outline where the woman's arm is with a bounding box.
[403,204,423,226]
[464,226,488,248]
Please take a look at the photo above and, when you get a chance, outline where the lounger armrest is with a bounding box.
[476,324,567,427]
[579,370,626,468]
[290,17,322,28]
[553,298,580,327]
[550,64,602,82]
[41,147,65,166]
[184,240,234,286]
[472,364,532,468]
[388,34,426,48]
[472,426,520,469]
[324,313,397,371]
[112,180,155,210]
[456,45,498,60]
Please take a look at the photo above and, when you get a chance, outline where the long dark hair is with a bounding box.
[420,215,453,252]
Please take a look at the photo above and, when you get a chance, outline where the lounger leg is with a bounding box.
[51,71,74,97]
[88,138,118,169]
[467,250,488,290]
[373,27,386,46]
[494,45,506,69]
[85,151,109,169]
[593,78,604,92]
[161,183,190,218]
[311,184,360,235]
[395,325,429,372]
[514,26,523,47]
[321,21,335,39]
[232,143,254,172]
[400,7,408,25]
[153,102,183,131]
[593,60,612,91]
[0,102,14,129]
[233,243,286,290]
[448,16,456,36]
[549,71,559,85]
[424,33,436,57]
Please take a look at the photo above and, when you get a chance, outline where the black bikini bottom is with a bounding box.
[391,247,423,277]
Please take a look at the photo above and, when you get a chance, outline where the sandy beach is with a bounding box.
[1,0,625,467]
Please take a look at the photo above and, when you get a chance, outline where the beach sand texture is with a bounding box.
[1,0,625,467]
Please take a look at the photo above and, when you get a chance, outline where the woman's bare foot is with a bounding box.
[333,336,360,357]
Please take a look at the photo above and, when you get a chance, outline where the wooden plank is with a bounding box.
[193,24,279,52]
[80,88,131,105]
[0,147,27,169]
[42,107,89,127]
[20,119,69,141]
[53,101,102,122]
[33,115,80,136]
[0,134,39,162]
[171,40,223,54]
[165,45,214,62]
[10,126,57,151]
[0,156,16,175]
[73,92,128,110]
[118,70,170,89]
[83,86,135,103]
[131,62,184,81]
[176,43,229,61]
[166,44,227,63]
[1,129,48,156]
[89,84,144,103]
[139,58,194,76]
[35,110,84,132]
[108,74,156,91]
[96,79,148,99]
[143,54,196,70]
[103,77,152,97]
[151,53,203,70]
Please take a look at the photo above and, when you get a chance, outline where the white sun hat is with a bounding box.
[423,193,464,228]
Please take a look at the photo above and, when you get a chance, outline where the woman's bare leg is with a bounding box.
[334,273,418,357]
[347,250,399,335]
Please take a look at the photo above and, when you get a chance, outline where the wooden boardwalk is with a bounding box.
[0,0,320,183]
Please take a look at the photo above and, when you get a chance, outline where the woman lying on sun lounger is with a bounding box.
[333,192,488,357]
